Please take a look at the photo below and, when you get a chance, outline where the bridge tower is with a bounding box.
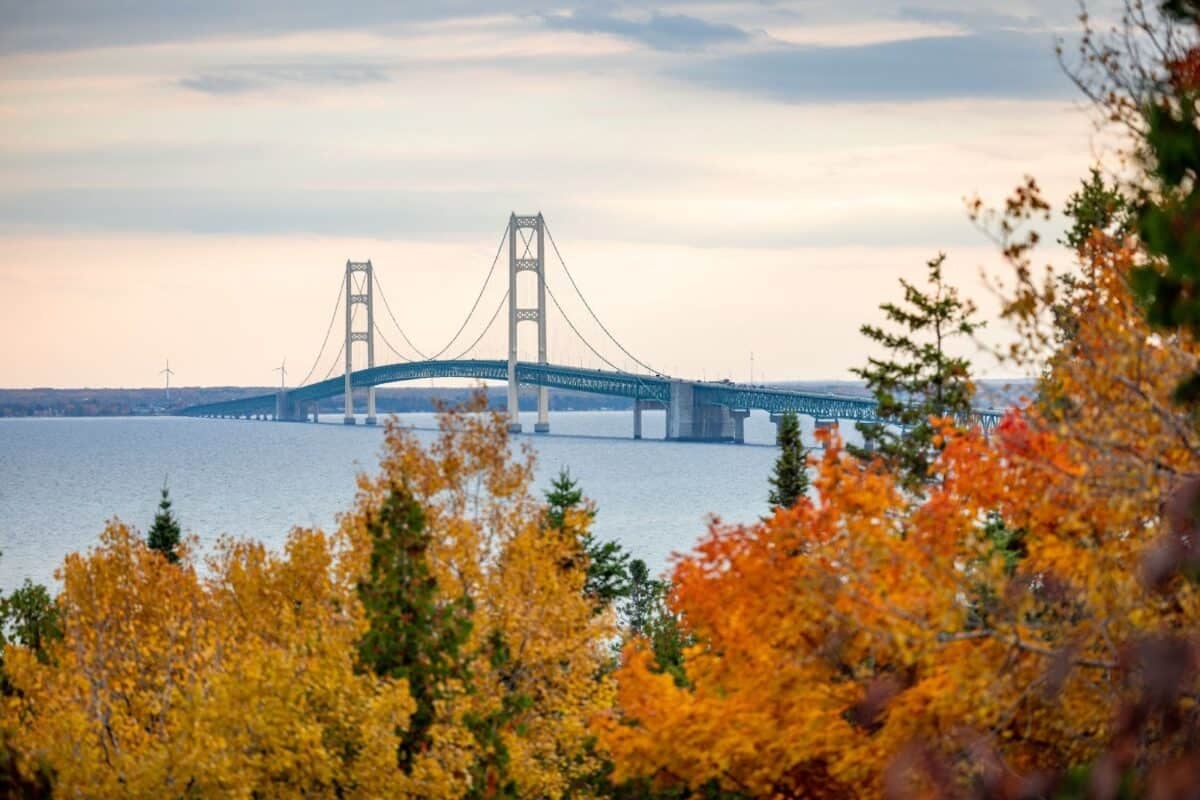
[344,260,377,425]
[507,213,549,434]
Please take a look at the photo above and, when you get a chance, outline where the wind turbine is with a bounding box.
[274,359,287,391]
[160,359,175,403]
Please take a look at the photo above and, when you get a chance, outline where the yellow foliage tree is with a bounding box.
[336,400,615,798]
[4,399,612,798]
[4,522,412,797]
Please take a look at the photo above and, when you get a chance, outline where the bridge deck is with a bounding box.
[178,359,1005,429]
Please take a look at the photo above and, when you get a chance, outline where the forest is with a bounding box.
[6,2,1200,797]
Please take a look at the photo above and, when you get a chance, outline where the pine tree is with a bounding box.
[356,482,473,771]
[850,254,982,492]
[544,468,630,611]
[146,482,182,563]
[1125,8,1200,403]
[621,559,689,687]
[1061,167,1134,253]
[1049,170,1136,348]
[768,411,808,509]
[623,559,660,637]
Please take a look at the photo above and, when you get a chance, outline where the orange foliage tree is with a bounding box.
[597,198,1200,796]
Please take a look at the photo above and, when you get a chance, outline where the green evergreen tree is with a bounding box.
[1061,167,1135,253]
[1049,170,1136,349]
[1126,2,1200,403]
[767,411,809,510]
[544,468,631,611]
[146,482,182,563]
[621,559,690,687]
[850,254,982,492]
[623,559,659,636]
[356,483,473,771]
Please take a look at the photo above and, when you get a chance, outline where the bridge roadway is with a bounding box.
[178,359,1005,443]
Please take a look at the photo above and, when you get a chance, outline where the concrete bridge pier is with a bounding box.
[632,398,665,439]
[666,381,737,442]
[731,410,751,444]
[275,391,309,423]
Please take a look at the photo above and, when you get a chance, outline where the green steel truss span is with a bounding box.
[178,359,1004,431]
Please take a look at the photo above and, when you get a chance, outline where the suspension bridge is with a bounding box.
[179,213,1005,443]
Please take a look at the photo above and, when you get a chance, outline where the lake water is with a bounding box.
[0,410,856,591]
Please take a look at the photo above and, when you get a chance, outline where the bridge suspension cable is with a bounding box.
[371,271,429,360]
[545,282,668,399]
[372,222,509,362]
[544,283,625,373]
[319,302,357,382]
[543,221,667,377]
[449,288,510,361]
[296,276,346,387]
[321,339,345,382]
[373,320,415,364]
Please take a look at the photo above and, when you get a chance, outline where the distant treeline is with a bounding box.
[0,386,635,418]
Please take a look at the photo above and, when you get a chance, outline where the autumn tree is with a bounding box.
[545,467,631,610]
[146,482,181,563]
[2,399,615,798]
[0,729,52,800]
[337,398,615,798]
[4,521,414,796]
[600,10,1200,792]
[768,411,808,509]
[850,254,982,492]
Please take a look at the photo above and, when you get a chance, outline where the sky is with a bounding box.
[0,0,1114,388]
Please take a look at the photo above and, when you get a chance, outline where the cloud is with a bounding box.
[177,63,390,95]
[540,8,751,51]
[0,1,515,54]
[0,185,996,249]
[676,31,1073,102]
[178,74,260,95]
[896,6,1046,32]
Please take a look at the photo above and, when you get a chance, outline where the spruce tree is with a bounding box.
[1125,5,1200,403]
[544,468,630,610]
[1061,167,1134,253]
[623,559,659,636]
[850,254,982,492]
[147,482,182,563]
[621,559,689,687]
[356,483,473,771]
[768,411,808,509]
